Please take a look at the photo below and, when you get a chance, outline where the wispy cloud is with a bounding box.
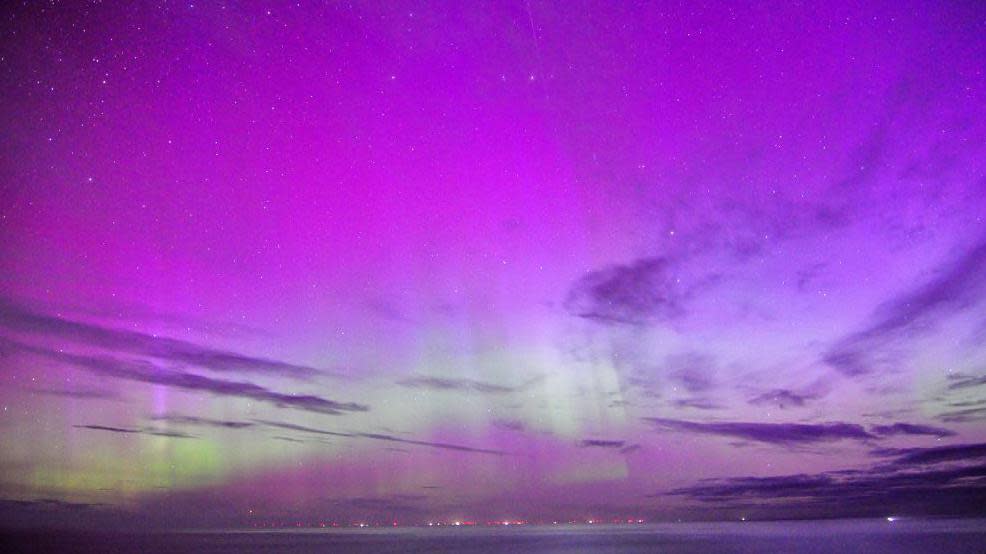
[823,239,986,376]
[871,442,986,466]
[643,417,876,445]
[24,386,120,401]
[124,414,508,455]
[579,439,625,448]
[870,422,956,438]
[397,376,515,394]
[254,419,352,437]
[563,257,687,325]
[667,464,986,505]
[256,419,506,455]
[491,419,525,431]
[671,398,722,410]
[665,442,986,516]
[946,373,986,390]
[74,424,196,439]
[149,414,255,429]
[0,299,320,379]
[3,338,369,416]
[938,405,986,423]
[666,352,716,394]
[356,432,506,455]
[748,389,818,409]
[323,494,426,516]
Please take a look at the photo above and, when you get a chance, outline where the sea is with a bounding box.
[2,518,985,553]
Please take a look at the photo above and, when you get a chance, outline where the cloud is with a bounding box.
[491,419,525,431]
[2,338,368,416]
[74,424,196,439]
[671,398,722,410]
[663,436,986,517]
[0,299,320,379]
[579,439,625,448]
[397,376,515,394]
[24,386,120,401]
[664,443,986,517]
[149,414,255,429]
[946,373,986,390]
[823,239,986,376]
[0,498,101,511]
[324,494,426,516]
[356,432,506,455]
[666,464,986,506]
[666,352,716,394]
[748,389,817,409]
[938,405,986,423]
[138,415,507,454]
[643,417,876,445]
[254,419,353,437]
[870,422,956,438]
[871,442,986,466]
[256,419,505,455]
[563,257,685,325]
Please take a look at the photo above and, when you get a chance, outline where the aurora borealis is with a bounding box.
[1,0,985,529]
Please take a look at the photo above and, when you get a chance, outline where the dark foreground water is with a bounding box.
[2,519,985,553]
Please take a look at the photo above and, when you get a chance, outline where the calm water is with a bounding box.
[3,519,985,553]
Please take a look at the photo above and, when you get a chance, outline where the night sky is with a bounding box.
[1,0,985,528]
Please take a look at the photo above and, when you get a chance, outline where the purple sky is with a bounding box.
[1,0,985,528]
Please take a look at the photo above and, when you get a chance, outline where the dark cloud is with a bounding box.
[397,376,515,394]
[491,419,525,431]
[643,417,876,445]
[823,239,986,376]
[870,422,956,438]
[667,464,986,506]
[748,389,817,409]
[579,439,625,448]
[363,297,415,323]
[149,414,255,429]
[938,405,986,423]
[2,338,369,416]
[0,498,101,511]
[254,419,353,437]
[129,415,500,455]
[663,434,986,516]
[24,386,120,401]
[663,442,986,518]
[946,373,986,390]
[356,432,506,455]
[255,419,505,455]
[563,257,685,325]
[671,398,722,410]
[619,444,642,454]
[324,494,426,516]
[74,424,195,439]
[794,263,827,292]
[0,299,320,379]
[871,442,986,466]
[666,352,716,394]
